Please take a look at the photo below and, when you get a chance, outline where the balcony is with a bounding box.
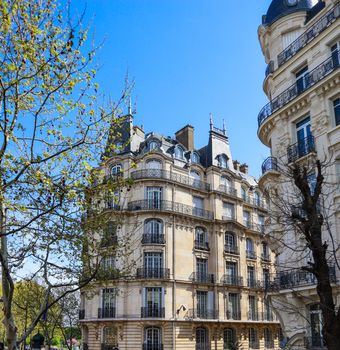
[246,250,257,260]
[261,157,279,175]
[258,51,339,129]
[287,135,315,163]
[142,345,164,350]
[227,310,241,320]
[277,4,339,67]
[130,169,211,191]
[142,233,165,245]
[218,184,237,197]
[261,253,271,262]
[191,272,215,284]
[98,307,116,319]
[128,200,213,220]
[221,275,243,287]
[247,279,263,289]
[224,244,239,255]
[187,308,218,320]
[262,312,274,322]
[194,240,210,251]
[222,213,236,221]
[270,266,336,290]
[79,309,85,320]
[137,268,170,280]
[141,306,165,318]
[248,311,259,321]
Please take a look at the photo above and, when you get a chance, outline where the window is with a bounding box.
[101,256,116,272]
[192,152,199,163]
[241,187,247,201]
[193,196,204,216]
[100,288,116,318]
[296,66,309,94]
[223,202,235,220]
[144,327,162,349]
[249,328,259,349]
[246,238,255,257]
[195,227,209,250]
[331,42,339,68]
[333,98,340,126]
[264,298,273,321]
[101,221,118,247]
[254,192,261,206]
[264,328,274,349]
[106,190,120,210]
[309,304,324,348]
[262,242,269,261]
[296,116,313,157]
[146,159,162,170]
[142,287,163,318]
[175,145,184,159]
[146,187,162,209]
[218,154,228,168]
[143,219,164,244]
[111,164,122,177]
[282,29,301,49]
[243,211,251,228]
[336,160,340,193]
[190,170,201,189]
[196,291,208,318]
[225,261,238,285]
[143,252,163,278]
[103,327,118,347]
[224,328,236,350]
[248,295,257,320]
[225,232,237,254]
[196,258,208,282]
[196,327,209,348]
[247,266,256,288]
[148,140,159,151]
[227,294,240,320]
[220,176,233,192]
[307,172,317,195]
[263,268,270,290]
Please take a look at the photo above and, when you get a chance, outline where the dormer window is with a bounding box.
[111,164,122,177]
[218,154,228,168]
[192,152,199,164]
[175,146,184,160]
[148,140,159,151]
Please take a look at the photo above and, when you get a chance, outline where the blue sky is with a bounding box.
[72,0,275,177]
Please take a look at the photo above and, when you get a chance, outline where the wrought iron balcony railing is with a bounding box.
[128,200,213,220]
[187,308,218,320]
[194,240,210,251]
[224,244,239,255]
[246,250,257,260]
[287,135,315,163]
[261,156,279,175]
[221,275,243,287]
[142,233,165,245]
[262,311,274,321]
[218,184,238,197]
[79,309,85,320]
[142,344,164,350]
[247,279,263,289]
[98,307,116,319]
[136,268,170,280]
[141,306,165,318]
[261,253,271,262]
[258,51,339,128]
[277,4,339,67]
[131,169,211,191]
[222,213,236,221]
[248,311,259,321]
[191,272,215,284]
[226,310,241,320]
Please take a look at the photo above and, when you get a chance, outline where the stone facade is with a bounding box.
[80,120,280,350]
[258,0,340,349]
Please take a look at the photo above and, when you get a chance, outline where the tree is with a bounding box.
[0,1,131,349]
[262,158,339,350]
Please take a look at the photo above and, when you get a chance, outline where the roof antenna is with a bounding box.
[210,113,213,130]
[128,97,132,115]
[223,118,226,135]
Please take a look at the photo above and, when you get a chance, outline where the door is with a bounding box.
[145,327,161,350]
[144,252,163,278]
[144,288,162,317]
[146,160,162,178]
[196,328,208,349]
[296,66,309,94]
[197,291,208,318]
[226,262,237,285]
[146,187,162,209]
[196,258,208,282]
[296,117,312,157]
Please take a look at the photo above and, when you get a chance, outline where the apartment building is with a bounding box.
[80,117,280,350]
[257,0,340,349]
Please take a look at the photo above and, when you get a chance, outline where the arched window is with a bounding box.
[246,238,254,254]
[224,328,236,350]
[254,192,261,206]
[190,170,201,189]
[192,152,199,163]
[225,232,236,253]
[196,328,209,348]
[241,187,247,201]
[103,326,118,347]
[148,140,159,151]
[218,154,228,168]
[249,328,258,349]
[111,164,122,177]
[195,227,208,250]
[264,328,273,349]
[143,219,164,244]
[144,327,161,348]
[175,146,184,159]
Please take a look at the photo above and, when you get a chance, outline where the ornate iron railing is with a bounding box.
[277,4,340,67]
[287,135,315,163]
[128,200,213,220]
[187,308,218,320]
[194,240,210,251]
[141,307,165,318]
[98,307,116,319]
[224,244,239,255]
[247,279,263,289]
[218,184,238,197]
[221,275,243,287]
[261,156,279,175]
[248,311,259,321]
[246,250,257,260]
[136,268,170,279]
[261,253,271,262]
[131,169,211,191]
[142,233,165,245]
[258,51,339,128]
[190,272,215,284]
[226,310,241,320]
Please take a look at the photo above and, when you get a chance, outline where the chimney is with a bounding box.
[233,160,240,171]
[240,163,249,174]
[175,125,194,150]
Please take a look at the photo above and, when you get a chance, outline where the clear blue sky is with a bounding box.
[72,0,274,177]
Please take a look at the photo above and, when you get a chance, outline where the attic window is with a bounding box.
[192,152,199,163]
[218,154,228,168]
[175,146,184,160]
[148,141,159,151]
[111,164,122,177]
